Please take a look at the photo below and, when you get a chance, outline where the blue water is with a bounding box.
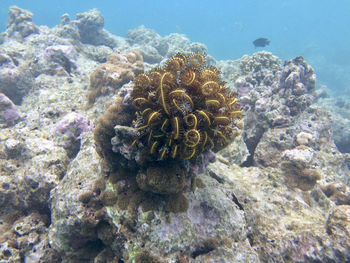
[1,0,349,97]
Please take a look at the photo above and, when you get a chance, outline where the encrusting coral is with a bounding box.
[130,53,242,161]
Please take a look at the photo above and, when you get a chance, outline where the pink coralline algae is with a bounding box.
[0,93,21,127]
[51,112,93,156]
[33,45,78,76]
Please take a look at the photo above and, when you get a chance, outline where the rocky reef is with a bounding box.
[0,6,350,263]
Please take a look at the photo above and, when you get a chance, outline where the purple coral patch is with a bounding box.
[0,93,21,126]
[51,112,93,152]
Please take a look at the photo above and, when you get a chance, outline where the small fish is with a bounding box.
[253,37,270,48]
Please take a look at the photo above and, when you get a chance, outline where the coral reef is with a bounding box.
[93,95,135,165]
[53,13,80,40]
[130,53,242,161]
[126,25,167,63]
[50,135,257,262]
[49,133,112,261]
[87,51,144,107]
[1,5,350,262]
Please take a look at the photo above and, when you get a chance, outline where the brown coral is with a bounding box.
[87,51,143,107]
[130,53,242,161]
[322,182,350,205]
[281,161,321,191]
[93,95,135,166]
[136,163,186,194]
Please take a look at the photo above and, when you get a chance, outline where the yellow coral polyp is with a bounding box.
[130,53,242,160]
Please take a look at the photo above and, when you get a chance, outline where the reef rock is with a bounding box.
[253,106,334,167]
[49,132,258,262]
[279,56,316,115]
[126,25,168,63]
[51,112,93,157]
[75,9,119,48]
[229,52,319,168]
[232,51,282,98]
[316,97,350,154]
[0,213,61,262]
[31,44,78,76]
[49,132,105,261]
[206,162,350,263]
[5,6,39,40]
[0,53,34,104]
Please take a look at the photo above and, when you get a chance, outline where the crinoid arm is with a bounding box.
[130,53,243,161]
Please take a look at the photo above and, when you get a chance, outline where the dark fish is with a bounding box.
[253,37,270,48]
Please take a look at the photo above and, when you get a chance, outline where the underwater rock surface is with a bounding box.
[0,6,349,263]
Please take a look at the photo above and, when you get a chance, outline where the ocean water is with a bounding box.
[1,0,349,97]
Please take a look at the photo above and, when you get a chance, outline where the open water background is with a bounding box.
[1,0,349,97]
